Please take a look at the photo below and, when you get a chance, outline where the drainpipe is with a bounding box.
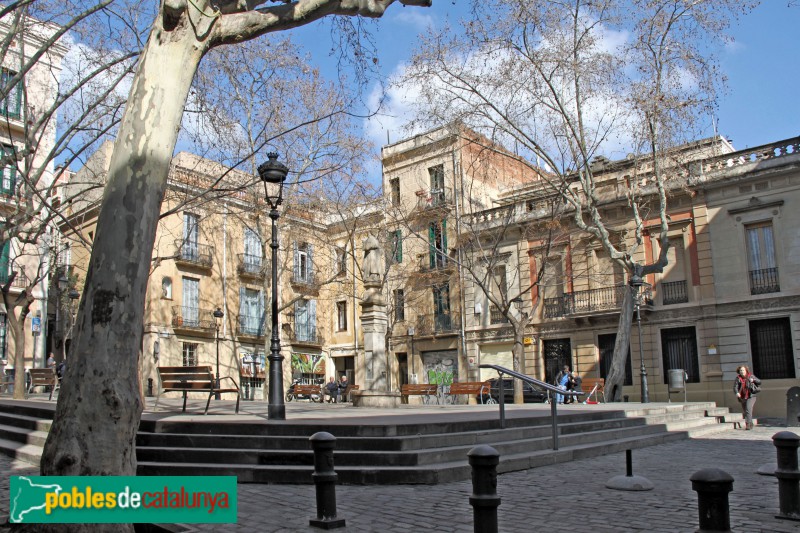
[451,143,470,380]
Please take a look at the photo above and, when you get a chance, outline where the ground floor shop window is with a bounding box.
[749,317,795,379]
[660,326,699,383]
[291,352,325,384]
[240,351,265,400]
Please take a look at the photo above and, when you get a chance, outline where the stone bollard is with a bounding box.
[690,468,733,532]
[468,445,501,533]
[772,431,800,521]
[787,387,800,427]
[309,432,346,529]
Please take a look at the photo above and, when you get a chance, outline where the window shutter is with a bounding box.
[309,299,317,338]
[308,244,314,278]
[258,289,266,336]
[293,241,299,279]
[429,223,436,268]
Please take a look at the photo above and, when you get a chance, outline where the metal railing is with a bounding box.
[288,326,324,345]
[661,280,688,305]
[544,284,653,318]
[171,306,216,330]
[480,364,579,450]
[749,267,780,295]
[415,313,460,336]
[237,253,265,277]
[416,186,452,210]
[236,315,265,337]
[291,270,316,286]
[489,305,509,324]
[418,252,450,272]
[174,240,214,269]
[0,267,27,289]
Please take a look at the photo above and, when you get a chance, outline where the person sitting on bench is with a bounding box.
[325,377,340,403]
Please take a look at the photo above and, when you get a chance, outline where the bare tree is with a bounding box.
[399,0,752,401]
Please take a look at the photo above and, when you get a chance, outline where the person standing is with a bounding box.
[554,365,570,404]
[734,365,761,430]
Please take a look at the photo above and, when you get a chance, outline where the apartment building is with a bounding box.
[0,16,67,376]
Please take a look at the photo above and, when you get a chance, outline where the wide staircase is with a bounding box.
[0,400,744,484]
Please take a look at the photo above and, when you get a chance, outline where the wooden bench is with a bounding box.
[445,381,491,404]
[289,383,323,402]
[575,377,605,404]
[401,383,439,404]
[28,368,59,401]
[155,365,240,415]
[340,383,359,402]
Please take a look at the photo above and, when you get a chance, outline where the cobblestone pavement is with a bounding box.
[1,425,797,532]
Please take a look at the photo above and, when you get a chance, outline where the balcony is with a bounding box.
[418,252,453,274]
[174,240,213,270]
[749,267,780,295]
[291,269,317,288]
[415,312,460,336]
[237,253,266,279]
[236,314,266,340]
[661,280,689,305]
[489,305,509,324]
[287,325,324,346]
[171,306,216,336]
[0,267,27,290]
[415,186,453,211]
[544,284,652,319]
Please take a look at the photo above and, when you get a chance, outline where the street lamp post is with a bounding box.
[258,152,289,420]
[629,269,650,404]
[213,307,224,400]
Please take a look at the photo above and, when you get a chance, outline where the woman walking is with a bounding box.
[734,365,761,430]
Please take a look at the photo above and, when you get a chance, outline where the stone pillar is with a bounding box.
[352,286,401,408]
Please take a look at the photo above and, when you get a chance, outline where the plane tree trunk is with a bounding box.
[603,285,634,402]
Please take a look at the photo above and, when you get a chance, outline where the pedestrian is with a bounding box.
[734,365,761,430]
[325,377,340,403]
[554,365,570,404]
[338,375,350,401]
[46,353,56,369]
[565,371,582,404]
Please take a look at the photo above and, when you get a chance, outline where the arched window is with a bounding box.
[162,277,172,299]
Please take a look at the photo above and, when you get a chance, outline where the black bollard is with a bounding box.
[772,431,800,521]
[309,432,346,529]
[147,378,154,397]
[690,468,733,532]
[468,445,501,533]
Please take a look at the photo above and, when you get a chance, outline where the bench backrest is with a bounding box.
[157,366,214,391]
[29,368,58,385]
[294,384,321,394]
[447,382,490,395]
[343,384,359,394]
[580,377,605,391]
[401,384,438,395]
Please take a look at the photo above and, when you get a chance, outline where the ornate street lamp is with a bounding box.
[629,268,650,403]
[213,307,224,400]
[258,152,289,420]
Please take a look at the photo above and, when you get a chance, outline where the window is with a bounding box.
[490,266,508,324]
[428,164,445,205]
[745,222,779,294]
[428,220,447,269]
[433,283,451,331]
[390,230,402,263]
[0,241,8,283]
[660,326,700,384]
[182,277,199,326]
[394,289,405,321]
[182,213,200,261]
[239,287,264,336]
[243,227,262,272]
[749,318,795,379]
[182,342,198,366]
[0,145,16,196]
[598,333,632,386]
[390,177,400,206]
[334,246,347,275]
[0,68,22,119]
[161,277,172,299]
[336,301,347,331]
[0,313,6,360]
[294,299,317,342]
[293,242,314,284]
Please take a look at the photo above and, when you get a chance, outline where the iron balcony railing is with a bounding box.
[544,284,652,318]
[236,314,265,338]
[749,267,780,295]
[661,280,689,305]
[171,306,216,331]
[489,305,509,324]
[416,186,453,210]
[237,253,265,277]
[418,251,451,273]
[174,240,213,269]
[291,269,316,286]
[288,325,324,345]
[0,267,27,289]
[415,312,460,336]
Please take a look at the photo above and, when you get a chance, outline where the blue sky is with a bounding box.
[290,1,798,176]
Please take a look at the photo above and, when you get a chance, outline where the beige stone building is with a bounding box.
[0,16,67,377]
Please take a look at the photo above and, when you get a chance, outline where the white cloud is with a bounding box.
[390,10,435,32]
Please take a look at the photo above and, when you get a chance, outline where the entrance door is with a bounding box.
[543,338,572,384]
[598,333,632,385]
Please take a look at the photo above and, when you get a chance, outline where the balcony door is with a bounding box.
[182,213,199,260]
[746,222,779,294]
[433,283,451,332]
[294,299,317,342]
[244,227,262,270]
[182,277,199,326]
[239,287,263,335]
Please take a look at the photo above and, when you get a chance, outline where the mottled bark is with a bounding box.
[604,286,634,402]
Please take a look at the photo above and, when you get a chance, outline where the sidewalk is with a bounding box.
[1,423,796,532]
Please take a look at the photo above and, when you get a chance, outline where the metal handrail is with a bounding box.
[480,364,580,451]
